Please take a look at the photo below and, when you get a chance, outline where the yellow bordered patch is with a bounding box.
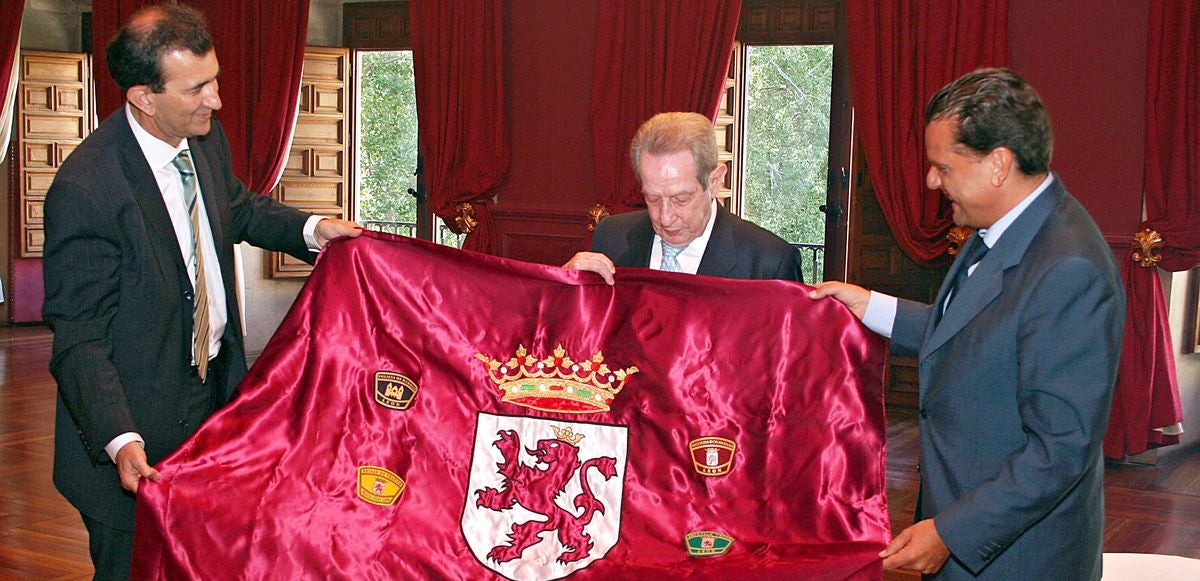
[689,436,736,476]
[357,466,406,506]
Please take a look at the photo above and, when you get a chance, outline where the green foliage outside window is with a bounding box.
[742,45,833,250]
[357,51,419,225]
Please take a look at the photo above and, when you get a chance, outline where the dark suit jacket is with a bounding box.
[890,177,1124,579]
[590,206,805,282]
[42,109,315,530]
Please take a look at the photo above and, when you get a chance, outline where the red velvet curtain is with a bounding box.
[590,0,742,216]
[845,0,1009,265]
[190,0,309,194]
[410,0,509,254]
[91,0,158,118]
[1,0,24,158]
[1104,0,1197,459]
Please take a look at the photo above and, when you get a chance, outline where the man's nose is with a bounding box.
[205,80,222,111]
[926,166,939,190]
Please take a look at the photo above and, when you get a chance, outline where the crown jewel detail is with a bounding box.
[474,344,638,413]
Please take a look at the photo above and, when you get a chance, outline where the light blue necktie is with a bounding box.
[660,241,684,273]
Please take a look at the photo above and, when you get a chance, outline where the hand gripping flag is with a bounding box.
[133,232,890,580]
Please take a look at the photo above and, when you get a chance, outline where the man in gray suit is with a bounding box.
[811,68,1124,579]
[565,112,804,284]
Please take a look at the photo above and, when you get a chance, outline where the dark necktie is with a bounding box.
[171,151,212,381]
[944,237,989,312]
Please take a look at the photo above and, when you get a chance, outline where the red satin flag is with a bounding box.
[132,232,889,580]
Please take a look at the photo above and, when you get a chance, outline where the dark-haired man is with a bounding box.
[565,112,804,284]
[41,5,359,578]
[811,68,1124,579]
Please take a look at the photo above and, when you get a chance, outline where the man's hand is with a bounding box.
[808,281,871,319]
[563,252,617,285]
[315,218,363,248]
[115,441,161,493]
[880,519,952,575]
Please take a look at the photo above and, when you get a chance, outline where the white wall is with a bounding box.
[1164,270,1200,458]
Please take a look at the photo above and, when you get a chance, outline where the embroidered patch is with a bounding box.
[374,371,418,410]
[689,436,737,476]
[685,531,734,557]
[463,413,627,579]
[475,345,638,413]
[357,466,406,506]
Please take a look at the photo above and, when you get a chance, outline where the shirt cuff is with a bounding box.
[105,432,145,463]
[303,215,325,251]
[861,291,898,338]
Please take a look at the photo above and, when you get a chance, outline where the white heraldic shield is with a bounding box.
[462,413,628,580]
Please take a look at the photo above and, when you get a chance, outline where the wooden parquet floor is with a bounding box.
[1,324,1197,580]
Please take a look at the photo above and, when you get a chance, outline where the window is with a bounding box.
[724,0,850,284]
[355,50,420,237]
[740,44,833,283]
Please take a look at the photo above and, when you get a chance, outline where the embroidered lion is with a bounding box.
[474,428,617,564]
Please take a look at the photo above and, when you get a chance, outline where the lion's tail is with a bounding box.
[573,456,618,524]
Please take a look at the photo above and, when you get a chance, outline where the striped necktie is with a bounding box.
[171,150,212,381]
[660,241,685,273]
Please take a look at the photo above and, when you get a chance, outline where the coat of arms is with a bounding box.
[462,413,627,580]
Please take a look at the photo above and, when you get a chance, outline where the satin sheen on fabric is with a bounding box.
[131,232,889,580]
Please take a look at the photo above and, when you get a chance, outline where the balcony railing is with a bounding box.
[790,242,825,284]
[363,220,464,248]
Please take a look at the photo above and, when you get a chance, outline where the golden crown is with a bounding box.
[474,344,638,414]
[552,426,584,445]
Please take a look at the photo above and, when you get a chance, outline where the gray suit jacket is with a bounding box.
[590,206,805,282]
[891,177,1124,579]
[42,109,315,530]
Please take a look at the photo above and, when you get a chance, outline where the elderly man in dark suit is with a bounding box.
[812,68,1124,579]
[41,5,359,579]
[564,112,804,284]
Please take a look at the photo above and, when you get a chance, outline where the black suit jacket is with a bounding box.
[589,206,805,282]
[42,109,315,529]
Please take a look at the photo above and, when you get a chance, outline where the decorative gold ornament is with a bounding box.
[454,203,479,234]
[586,204,610,232]
[946,226,974,256]
[1131,228,1163,268]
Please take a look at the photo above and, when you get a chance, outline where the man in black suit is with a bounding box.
[565,112,804,284]
[41,5,359,579]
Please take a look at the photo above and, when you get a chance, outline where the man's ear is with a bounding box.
[707,162,728,194]
[989,147,1015,187]
[127,85,155,116]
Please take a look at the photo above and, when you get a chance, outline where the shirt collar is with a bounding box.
[126,102,190,170]
[978,173,1054,248]
[653,199,719,258]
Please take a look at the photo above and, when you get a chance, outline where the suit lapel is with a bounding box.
[188,143,227,253]
[114,112,186,267]
[620,215,654,268]
[920,178,1065,359]
[697,206,736,277]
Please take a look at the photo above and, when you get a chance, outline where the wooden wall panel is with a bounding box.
[269,47,351,278]
[13,50,91,258]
